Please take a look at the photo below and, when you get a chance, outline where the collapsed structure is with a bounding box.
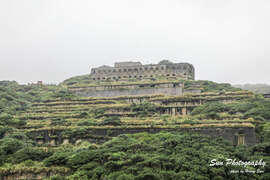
[68,60,195,98]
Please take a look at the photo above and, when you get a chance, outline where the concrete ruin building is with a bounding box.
[90,60,195,81]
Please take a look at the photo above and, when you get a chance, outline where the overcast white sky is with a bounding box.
[1,0,270,84]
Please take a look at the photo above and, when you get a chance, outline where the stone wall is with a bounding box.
[69,82,183,98]
[90,60,195,81]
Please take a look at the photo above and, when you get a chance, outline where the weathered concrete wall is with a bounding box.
[73,86,183,98]
[90,60,195,81]
[29,127,257,146]
[69,82,183,98]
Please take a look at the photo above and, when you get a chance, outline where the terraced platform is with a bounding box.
[16,90,257,147]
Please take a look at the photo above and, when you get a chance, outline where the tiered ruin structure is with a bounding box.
[90,60,195,81]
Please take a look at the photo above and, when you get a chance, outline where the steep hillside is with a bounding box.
[0,80,269,179]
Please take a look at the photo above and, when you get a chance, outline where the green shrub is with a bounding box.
[11,147,52,163]
[50,118,71,126]
[0,126,12,139]
[44,152,71,166]
[67,150,97,169]
[101,116,121,126]
[0,138,24,154]
[78,120,96,126]
[92,108,105,118]
[50,175,67,180]
[78,112,89,118]
[130,102,157,116]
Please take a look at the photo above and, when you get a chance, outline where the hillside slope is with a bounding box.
[234,84,270,94]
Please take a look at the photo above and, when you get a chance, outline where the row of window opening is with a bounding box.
[92,74,179,80]
[92,66,172,74]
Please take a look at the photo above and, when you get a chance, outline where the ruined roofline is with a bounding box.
[90,60,195,81]
[114,61,142,67]
[92,61,194,69]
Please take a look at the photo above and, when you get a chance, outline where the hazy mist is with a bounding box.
[1,0,270,84]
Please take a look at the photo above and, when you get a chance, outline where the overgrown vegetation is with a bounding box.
[183,80,242,92]
[0,81,75,115]
[0,80,270,179]
[191,96,270,121]
[12,132,270,180]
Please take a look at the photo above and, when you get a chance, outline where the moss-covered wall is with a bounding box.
[69,82,183,98]
[28,127,257,146]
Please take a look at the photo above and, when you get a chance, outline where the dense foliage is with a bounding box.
[183,80,242,92]
[61,75,92,86]
[0,81,75,115]
[191,96,270,121]
[43,132,269,179]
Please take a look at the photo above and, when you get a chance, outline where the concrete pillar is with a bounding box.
[37,139,44,145]
[237,135,245,145]
[50,139,56,146]
[182,108,187,116]
[172,108,176,116]
[63,139,69,145]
